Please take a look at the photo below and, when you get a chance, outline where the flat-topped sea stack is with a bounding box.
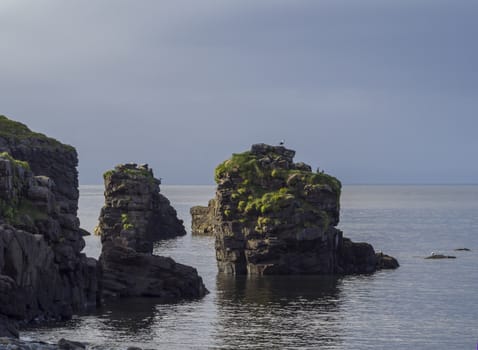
[0,116,99,337]
[212,143,398,275]
[97,164,207,300]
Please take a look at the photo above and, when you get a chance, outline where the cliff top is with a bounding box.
[0,115,75,152]
[103,163,157,182]
[214,143,341,229]
[215,143,341,192]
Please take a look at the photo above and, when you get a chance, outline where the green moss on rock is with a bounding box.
[103,170,114,180]
[0,115,75,151]
[0,198,48,226]
[214,146,341,234]
[121,213,134,230]
[0,151,31,170]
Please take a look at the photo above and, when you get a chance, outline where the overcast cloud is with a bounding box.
[1,0,477,184]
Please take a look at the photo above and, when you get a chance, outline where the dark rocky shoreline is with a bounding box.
[0,116,207,341]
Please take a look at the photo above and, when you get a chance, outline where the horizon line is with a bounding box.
[79,182,478,187]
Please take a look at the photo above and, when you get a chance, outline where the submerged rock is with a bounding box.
[211,143,398,275]
[98,164,207,300]
[0,116,99,334]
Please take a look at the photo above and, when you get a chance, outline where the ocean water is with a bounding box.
[21,185,478,349]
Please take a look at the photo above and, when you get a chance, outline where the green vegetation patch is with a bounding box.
[103,167,155,184]
[0,198,48,225]
[103,169,115,180]
[214,148,341,233]
[123,167,153,178]
[215,149,341,194]
[0,115,75,151]
[121,213,134,230]
[215,151,265,183]
[0,151,31,171]
[103,165,154,180]
[0,199,16,222]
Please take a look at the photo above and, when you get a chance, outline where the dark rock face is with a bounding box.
[96,163,185,253]
[212,143,398,275]
[0,116,99,335]
[100,241,207,299]
[98,164,207,300]
[0,315,18,338]
[190,199,216,235]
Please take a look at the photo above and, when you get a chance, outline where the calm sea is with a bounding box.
[21,185,478,349]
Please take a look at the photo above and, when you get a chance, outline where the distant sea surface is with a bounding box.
[21,185,478,349]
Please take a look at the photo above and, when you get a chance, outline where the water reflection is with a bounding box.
[93,298,162,336]
[214,275,343,349]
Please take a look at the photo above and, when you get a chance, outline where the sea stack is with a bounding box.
[96,163,186,252]
[210,143,398,275]
[97,163,207,300]
[0,115,99,336]
[190,199,216,235]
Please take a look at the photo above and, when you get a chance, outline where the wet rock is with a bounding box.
[211,143,398,275]
[376,252,400,269]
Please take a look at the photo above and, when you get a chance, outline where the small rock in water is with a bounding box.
[425,254,456,259]
[454,248,471,251]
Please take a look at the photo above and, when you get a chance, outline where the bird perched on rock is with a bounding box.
[279,139,285,146]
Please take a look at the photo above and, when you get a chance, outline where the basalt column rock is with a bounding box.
[213,143,398,275]
[97,164,207,300]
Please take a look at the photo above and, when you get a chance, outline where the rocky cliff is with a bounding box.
[211,143,398,275]
[190,199,216,235]
[0,116,99,336]
[97,163,207,300]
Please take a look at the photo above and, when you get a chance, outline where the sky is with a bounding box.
[0,0,477,185]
